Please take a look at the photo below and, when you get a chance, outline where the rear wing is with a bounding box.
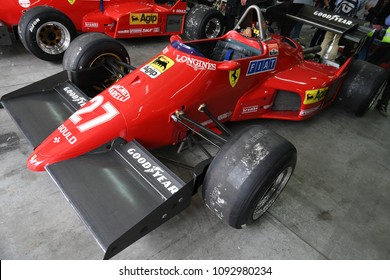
[1,72,193,259]
[265,3,373,43]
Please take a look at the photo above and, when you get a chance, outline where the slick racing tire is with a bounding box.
[337,59,389,116]
[185,5,224,40]
[202,125,297,229]
[63,32,131,95]
[18,6,77,61]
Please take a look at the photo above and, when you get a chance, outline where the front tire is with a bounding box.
[337,59,389,116]
[202,125,297,228]
[63,33,131,95]
[18,6,77,61]
[185,5,225,40]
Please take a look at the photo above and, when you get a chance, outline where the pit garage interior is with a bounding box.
[1,27,390,260]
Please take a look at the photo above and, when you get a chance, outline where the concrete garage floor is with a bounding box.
[1,34,390,260]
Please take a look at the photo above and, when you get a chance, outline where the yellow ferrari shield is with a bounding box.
[68,0,76,5]
[229,68,240,88]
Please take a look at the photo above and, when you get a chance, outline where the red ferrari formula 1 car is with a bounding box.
[0,0,224,61]
[1,4,388,259]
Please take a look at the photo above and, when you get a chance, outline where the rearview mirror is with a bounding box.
[170,35,182,43]
[217,61,241,71]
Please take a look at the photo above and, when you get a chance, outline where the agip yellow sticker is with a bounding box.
[304,87,328,105]
[150,55,174,73]
[130,13,158,25]
[141,55,174,78]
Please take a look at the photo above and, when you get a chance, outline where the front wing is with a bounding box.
[1,72,192,259]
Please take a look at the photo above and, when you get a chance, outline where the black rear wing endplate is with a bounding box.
[265,3,373,43]
[1,73,193,259]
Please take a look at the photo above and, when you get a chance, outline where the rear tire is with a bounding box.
[18,6,77,61]
[63,33,131,95]
[337,59,389,116]
[202,125,297,229]
[185,5,224,40]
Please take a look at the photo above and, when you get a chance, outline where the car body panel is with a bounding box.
[0,0,187,42]
[3,28,351,171]
[0,0,116,29]
[0,4,373,259]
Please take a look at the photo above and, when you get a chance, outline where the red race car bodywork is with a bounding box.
[1,0,187,38]
[26,30,347,171]
[1,0,199,61]
[1,4,387,259]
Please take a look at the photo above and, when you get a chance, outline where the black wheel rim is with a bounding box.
[205,18,222,38]
[369,80,388,110]
[252,166,293,220]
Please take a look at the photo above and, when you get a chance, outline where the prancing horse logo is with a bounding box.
[229,68,240,88]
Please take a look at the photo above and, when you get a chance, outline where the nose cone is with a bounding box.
[27,152,48,172]
[26,94,127,171]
